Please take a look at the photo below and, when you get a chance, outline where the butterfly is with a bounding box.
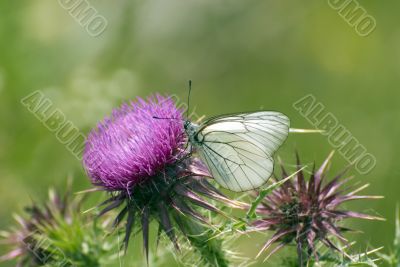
[183,83,290,192]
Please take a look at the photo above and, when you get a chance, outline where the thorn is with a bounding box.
[289,128,325,133]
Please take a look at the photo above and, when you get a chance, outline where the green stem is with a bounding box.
[180,219,230,267]
[296,242,312,267]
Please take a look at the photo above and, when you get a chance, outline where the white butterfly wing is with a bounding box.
[196,111,290,192]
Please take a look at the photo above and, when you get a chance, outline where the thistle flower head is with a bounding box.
[0,182,111,267]
[253,152,383,265]
[0,183,74,266]
[83,94,243,264]
[83,94,186,191]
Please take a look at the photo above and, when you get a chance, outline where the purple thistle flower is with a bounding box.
[83,95,186,191]
[252,152,384,266]
[83,94,243,263]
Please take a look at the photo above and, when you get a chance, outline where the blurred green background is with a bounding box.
[0,0,398,266]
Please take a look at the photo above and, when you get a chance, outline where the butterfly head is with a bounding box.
[183,121,199,141]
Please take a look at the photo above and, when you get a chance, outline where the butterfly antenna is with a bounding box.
[153,117,186,125]
[186,80,192,119]
[153,116,180,121]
